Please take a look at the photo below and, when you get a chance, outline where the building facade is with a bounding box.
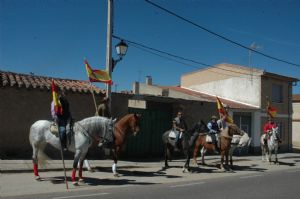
[292,94,300,151]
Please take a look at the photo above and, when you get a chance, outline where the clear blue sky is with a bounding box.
[1,0,300,93]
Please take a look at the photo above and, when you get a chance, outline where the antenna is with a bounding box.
[248,42,262,82]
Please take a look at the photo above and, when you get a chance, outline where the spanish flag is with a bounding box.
[216,97,234,123]
[51,80,63,115]
[85,60,112,84]
[267,101,277,118]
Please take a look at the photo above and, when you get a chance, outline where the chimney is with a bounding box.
[133,82,139,94]
[146,76,152,85]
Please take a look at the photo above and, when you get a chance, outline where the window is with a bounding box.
[272,84,283,103]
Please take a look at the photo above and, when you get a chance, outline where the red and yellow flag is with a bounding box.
[216,97,234,123]
[85,60,112,84]
[51,80,63,115]
[267,101,277,118]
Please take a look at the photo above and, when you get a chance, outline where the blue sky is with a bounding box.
[1,0,300,93]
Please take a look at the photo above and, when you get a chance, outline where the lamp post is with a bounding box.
[105,0,128,108]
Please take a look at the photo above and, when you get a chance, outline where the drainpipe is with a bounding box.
[287,82,292,151]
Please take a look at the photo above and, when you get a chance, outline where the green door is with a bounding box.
[122,108,172,159]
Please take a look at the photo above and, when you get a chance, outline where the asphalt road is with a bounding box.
[2,168,300,199]
[1,154,300,199]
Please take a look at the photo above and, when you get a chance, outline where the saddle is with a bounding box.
[50,122,73,145]
[50,123,59,136]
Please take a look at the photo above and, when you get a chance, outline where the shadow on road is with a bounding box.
[43,176,159,186]
[95,166,182,179]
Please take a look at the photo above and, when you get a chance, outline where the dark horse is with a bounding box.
[162,121,207,172]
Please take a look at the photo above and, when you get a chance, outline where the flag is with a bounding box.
[85,60,112,84]
[51,80,63,115]
[216,97,234,123]
[267,101,277,118]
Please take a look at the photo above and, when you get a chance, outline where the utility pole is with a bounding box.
[106,0,113,109]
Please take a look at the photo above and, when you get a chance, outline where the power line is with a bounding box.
[113,35,260,78]
[144,0,300,68]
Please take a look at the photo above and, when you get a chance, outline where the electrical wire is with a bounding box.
[144,0,300,68]
[113,35,260,78]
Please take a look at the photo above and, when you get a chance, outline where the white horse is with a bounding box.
[261,127,279,164]
[29,116,115,185]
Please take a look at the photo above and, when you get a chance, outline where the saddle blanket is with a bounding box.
[169,130,178,139]
[206,135,212,143]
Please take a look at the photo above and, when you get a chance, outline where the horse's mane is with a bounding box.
[75,116,111,134]
[116,114,134,125]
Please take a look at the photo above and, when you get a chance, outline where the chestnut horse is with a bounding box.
[109,113,141,176]
[192,124,243,170]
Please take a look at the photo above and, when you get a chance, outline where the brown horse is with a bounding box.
[110,113,141,176]
[193,124,243,171]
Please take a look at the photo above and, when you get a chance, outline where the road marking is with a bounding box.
[285,170,300,173]
[240,174,263,179]
[170,182,205,188]
[53,193,109,199]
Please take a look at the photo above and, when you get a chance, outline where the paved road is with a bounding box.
[1,153,300,198]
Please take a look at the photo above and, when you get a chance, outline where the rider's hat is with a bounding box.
[211,115,217,120]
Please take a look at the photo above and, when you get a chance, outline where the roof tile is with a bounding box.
[0,70,105,94]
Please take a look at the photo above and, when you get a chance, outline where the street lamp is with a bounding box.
[112,40,128,71]
[105,0,129,107]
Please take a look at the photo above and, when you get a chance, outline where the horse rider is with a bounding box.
[263,118,281,144]
[189,120,207,146]
[173,111,188,151]
[96,97,112,148]
[207,115,220,152]
[51,90,72,151]
[95,96,111,118]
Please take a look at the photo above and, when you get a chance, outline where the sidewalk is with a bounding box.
[1,152,300,173]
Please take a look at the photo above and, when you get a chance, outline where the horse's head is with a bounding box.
[228,123,243,136]
[270,127,279,140]
[238,131,251,147]
[129,113,141,136]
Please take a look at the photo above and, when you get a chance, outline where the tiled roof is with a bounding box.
[161,86,259,110]
[0,70,105,94]
[293,94,300,102]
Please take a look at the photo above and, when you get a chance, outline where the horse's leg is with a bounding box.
[201,147,207,165]
[192,141,200,166]
[32,143,40,180]
[112,147,119,176]
[182,148,190,173]
[165,144,171,168]
[220,150,225,171]
[275,147,279,165]
[72,150,81,185]
[261,146,264,161]
[229,148,234,169]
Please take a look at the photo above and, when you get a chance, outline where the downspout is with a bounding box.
[287,82,291,151]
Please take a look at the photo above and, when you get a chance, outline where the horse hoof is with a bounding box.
[113,173,119,177]
[35,176,41,181]
[72,181,79,186]
[78,178,84,182]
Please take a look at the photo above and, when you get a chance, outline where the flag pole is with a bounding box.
[58,133,69,190]
[52,79,69,190]
[89,82,98,113]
